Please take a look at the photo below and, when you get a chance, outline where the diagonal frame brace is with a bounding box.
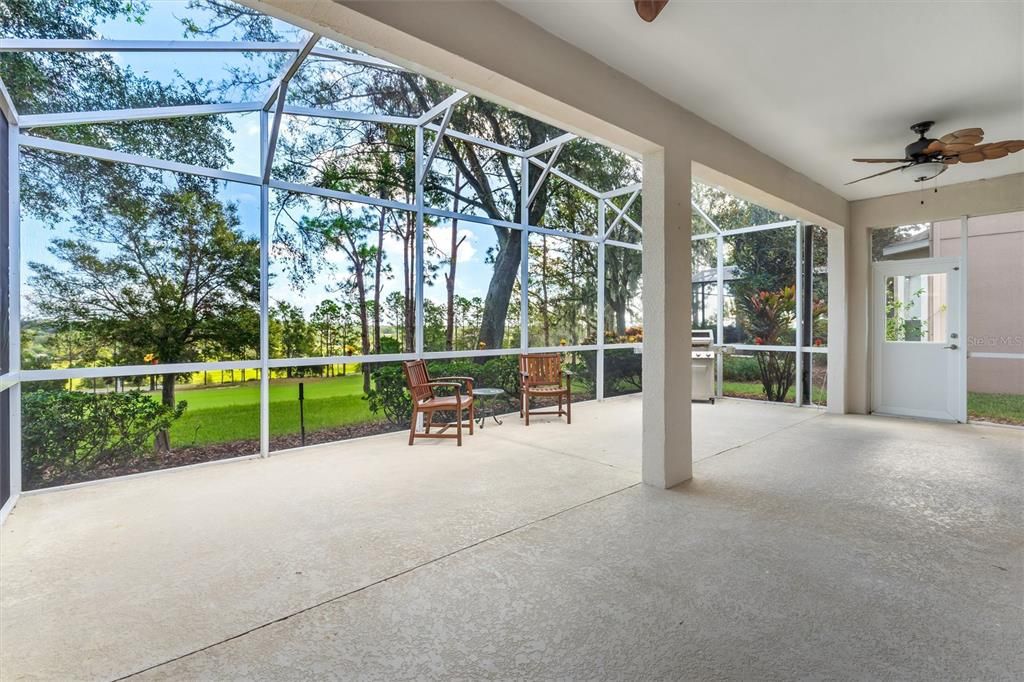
[604,188,640,237]
[606,198,643,235]
[262,33,321,183]
[526,143,564,207]
[261,33,321,111]
[691,199,722,234]
[418,103,456,185]
[416,90,468,126]
[0,76,18,125]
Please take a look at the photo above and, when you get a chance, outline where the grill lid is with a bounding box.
[691,329,715,347]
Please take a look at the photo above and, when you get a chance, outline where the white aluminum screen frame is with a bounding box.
[0,34,644,500]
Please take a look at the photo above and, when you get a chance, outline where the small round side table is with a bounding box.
[473,387,506,428]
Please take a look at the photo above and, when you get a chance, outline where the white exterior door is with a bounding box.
[872,257,965,422]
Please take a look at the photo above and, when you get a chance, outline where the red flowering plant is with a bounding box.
[740,286,796,401]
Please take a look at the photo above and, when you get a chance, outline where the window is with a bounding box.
[884,273,948,343]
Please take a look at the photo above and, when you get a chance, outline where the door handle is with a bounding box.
[944,344,959,350]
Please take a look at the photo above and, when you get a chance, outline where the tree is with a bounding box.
[291,211,379,392]
[29,185,259,449]
[272,302,310,368]
[310,299,343,373]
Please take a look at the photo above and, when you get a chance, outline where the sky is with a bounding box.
[17,0,515,319]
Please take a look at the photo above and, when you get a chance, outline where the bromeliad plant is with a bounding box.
[744,286,796,402]
[740,286,828,401]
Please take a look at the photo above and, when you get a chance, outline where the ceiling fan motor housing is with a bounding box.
[906,121,937,159]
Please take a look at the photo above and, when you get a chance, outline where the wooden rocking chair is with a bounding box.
[403,360,475,446]
[519,353,573,426]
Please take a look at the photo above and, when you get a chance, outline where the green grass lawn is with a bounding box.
[170,374,378,447]
[721,381,1022,425]
[165,375,1024,449]
[968,392,1024,425]
[721,380,827,405]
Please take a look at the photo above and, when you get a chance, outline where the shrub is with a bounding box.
[722,355,761,382]
[581,326,642,396]
[366,357,521,425]
[22,389,185,489]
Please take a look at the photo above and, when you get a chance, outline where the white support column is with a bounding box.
[641,149,692,488]
[414,125,425,355]
[8,124,22,498]
[826,225,847,414]
[795,221,805,406]
[259,111,270,457]
[957,215,968,422]
[715,234,725,397]
[596,198,606,401]
[519,156,529,350]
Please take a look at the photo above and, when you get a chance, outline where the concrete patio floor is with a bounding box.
[2,396,1021,680]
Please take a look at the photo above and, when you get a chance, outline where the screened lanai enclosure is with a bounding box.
[0,0,650,497]
[690,184,830,407]
[0,1,834,504]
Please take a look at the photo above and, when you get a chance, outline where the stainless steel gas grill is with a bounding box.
[691,330,731,403]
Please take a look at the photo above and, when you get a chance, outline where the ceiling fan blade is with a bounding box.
[980,139,1024,155]
[844,165,909,185]
[852,158,909,163]
[983,147,1009,160]
[922,140,945,155]
[939,128,984,146]
[956,149,985,163]
[634,0,669,22]
[943,142,979,154]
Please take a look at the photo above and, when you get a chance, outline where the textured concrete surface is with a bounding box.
[3,398,1022,680]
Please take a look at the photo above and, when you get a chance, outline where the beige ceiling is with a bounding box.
[498,0,1024,201]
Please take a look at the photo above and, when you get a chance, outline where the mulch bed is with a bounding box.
[28,394,603,490]
[27,422,408,491]
[269,421,405,450]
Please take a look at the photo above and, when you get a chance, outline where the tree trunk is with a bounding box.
[479,228,520,349]
[445,170,462,351]
[615,297,627,336]
[373,208,385,353]
[154,372,176,452]
[355,270,371,394]
[540,235,550,346]
[403,219,415,352]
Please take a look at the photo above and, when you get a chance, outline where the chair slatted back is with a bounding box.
[403,360,434,403]
[521,353,562,386]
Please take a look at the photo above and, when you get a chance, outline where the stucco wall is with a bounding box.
[934,213,1024,395]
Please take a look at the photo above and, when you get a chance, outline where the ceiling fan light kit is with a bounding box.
[846,121,1024,186]
[901,161,946,183]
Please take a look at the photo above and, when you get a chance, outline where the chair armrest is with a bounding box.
[436,376,473,394]
[438,376,474,382]
[424,381,462,390]
[423,381,463,402]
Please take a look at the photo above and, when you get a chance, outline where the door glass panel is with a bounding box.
[884,273,948,342]
[872,223,932,262]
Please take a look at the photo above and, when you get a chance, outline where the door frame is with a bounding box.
[870,255,967,422]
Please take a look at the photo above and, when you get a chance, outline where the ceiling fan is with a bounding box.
[634,0,669,22]
[847,121,1024,185]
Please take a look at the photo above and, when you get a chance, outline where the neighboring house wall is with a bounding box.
[848,173,1024,413]
[933,213,1024,395]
